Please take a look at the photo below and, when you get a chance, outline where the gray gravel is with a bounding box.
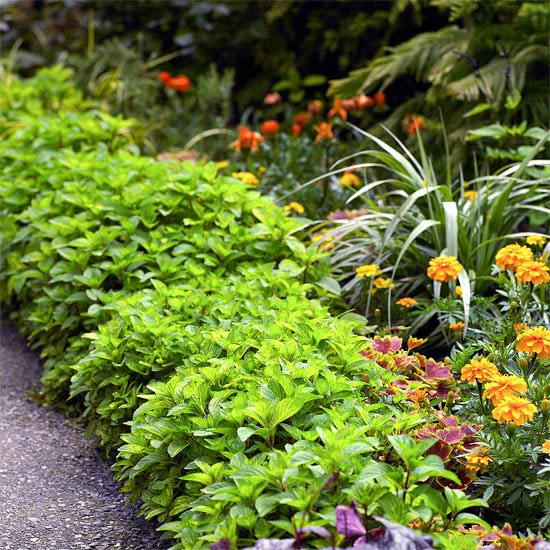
[0,319,169,550]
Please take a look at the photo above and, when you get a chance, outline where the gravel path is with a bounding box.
[0,319,168,550]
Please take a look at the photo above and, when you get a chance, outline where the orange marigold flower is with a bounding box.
[283,202,305,214]
[231,125,265,153]
[492,396,537,426]
[294,112,312,126]
[514,323,528,333]
[314,122,334,143]
[396,297,418,308]
[165,74,191,92]
[495,244,533,271]
[339,172,361,188]
[354,95,374,110]
[355,263,381,278]
[158,71,171,83]
[260,119,280,136]
[407,115,423,136]
[263,91,282,105]
[427,256,463,282]
[516,326,550,359]
[526,235,547,247]
[483,375,528,405]
[542,440,550,454]
[328,99,348,121]
[374,91,386,107]
[449,321,465,332]
[465,450,492,472]
[291,123,302,137]
[307,99,324,115]
[373,276,393,289]
[515,260,550,285]
[460,357,499,384]
[407,337,427,350]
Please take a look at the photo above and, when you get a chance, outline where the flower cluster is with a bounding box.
[495,241,550,285]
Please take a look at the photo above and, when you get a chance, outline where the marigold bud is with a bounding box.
[517,357,529,370]
[375,308,381,319]
[541,398,550,416]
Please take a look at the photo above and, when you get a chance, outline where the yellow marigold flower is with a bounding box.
[483,375,528,405]
[339,172,361,188]
[407,337,427,350]
[231,171,259,186]
[215,160,229,170]
[373,276,393,289]
[464,190,478,201]
[495,244,533,271]
[356,263,381,278]
[283,202,305,214]
[542,440,550,454]
[516,326,550,359]
[427,256,463,282]
[514,323,528,333]
[449,321,465,332]
[311,232,334,251]
[526,235,547,247]
[396,297,418,308]
[455,285,462,298]
[492,396,537,426]
[515,260,550,285]
[465,451,492,472]
[460,357,499,384]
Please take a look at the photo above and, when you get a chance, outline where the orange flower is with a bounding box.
[542,440,550,454]
[294,112,312,126]
[407,115,423,135]
[515,260,550,285]
[465,450,492,472]
[314,122,334,143]
[354,95,374,110]
[449,321,465,332]
[165,74,191,92]
[516,326,550,359]
[260,119,280,136]
[374,91,386,107]
[427,256,463,282]
[291,123,302,137]
[483,375,528,405]
[495,244,533,271]
[492,396,537,426]
[460,357,499,384]
[263,91,282,105]
[158,71,171,84]
[339,172,361,188]
[231,125,265,153]
[373,276,393,289]
[396,297,418,308]
[514,323,528,333]
[407,337,427,350]
[328,99,348,121]
[307,100,324,115]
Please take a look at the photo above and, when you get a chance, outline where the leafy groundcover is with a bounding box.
[0,68,523,549]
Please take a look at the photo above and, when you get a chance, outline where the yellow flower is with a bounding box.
[311,232,334,251]
[449,321,465,332]
[526,235,547,247]
[355,264,381,278]
[465,450,492,472]
[460,357,499,384]
[258,165,267,175]
[427,256,463,282]
[407,337,427,350]
[495,244,533,271]
[396,297,418,308]
[455,285,462,298]
[514,323,528,333]
[492,396,537,426]
[542,440,550,454]
[283,202,305,214]
[516,326,550,359]
[373,276,393,289]
[231,171,259,186]
[464,190,478,201]
[515,260,550,285]
[215,160,229,170]
[483,375,528,405]
[339,172,361,188]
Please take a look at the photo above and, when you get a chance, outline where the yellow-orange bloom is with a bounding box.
[514,323,528,333]
[427,256,463,282]
[373,276,393,289]
[231,172,259,186]
[542,440,550,454]
[328,99,348,121]
[465,451,492,472]
[492,396,537,426]
[231,125,265,153]
[460,357,499,384]
[526,235,547,247]
[449,321,465,332]
[407,337,427,350]
[515,260,550,285]
[483,375,528,405]
[339,172,361,188]
[356,263,381,278]
[516,326,550,359]
[455,285,462,298]
[311,232,334,251]
[314,122,334,143]
[396,297,418,308]
[464,190,478,201]
[283,202,305,214]
[495,244,533,271]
